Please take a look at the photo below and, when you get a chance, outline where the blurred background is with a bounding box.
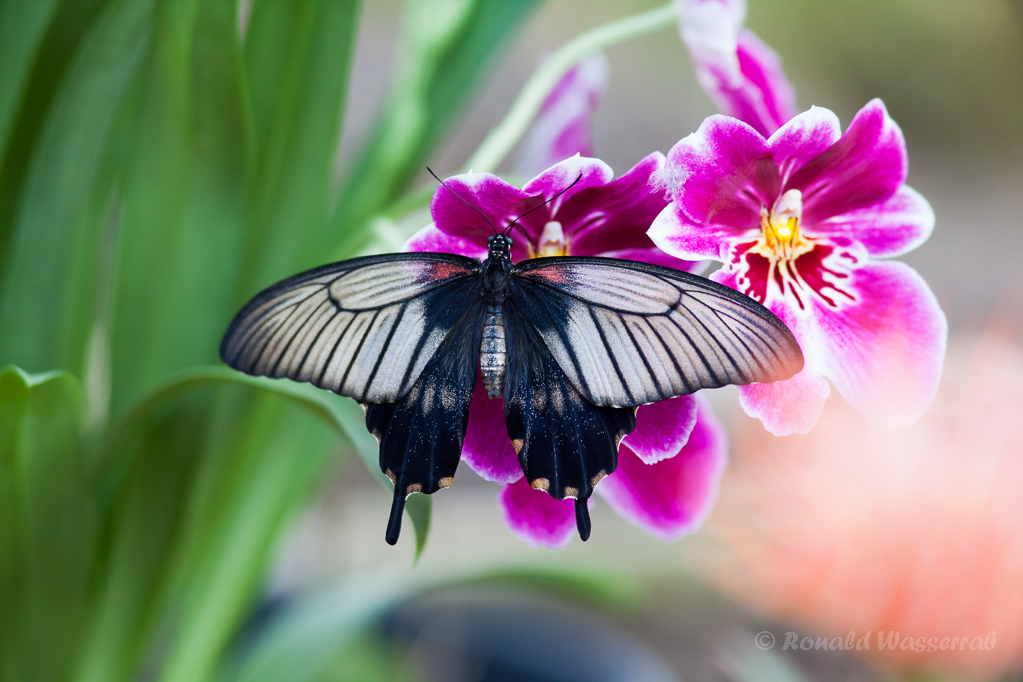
[1,1,1021,681]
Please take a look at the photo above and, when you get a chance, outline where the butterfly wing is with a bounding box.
[220,253,481,403]
[366,298,483,545]
[511,256,803,407]
[502,295,637,540]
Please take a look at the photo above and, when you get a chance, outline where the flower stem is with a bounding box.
[465,2,678,174]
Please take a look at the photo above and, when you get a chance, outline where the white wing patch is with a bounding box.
[514,257,803,407]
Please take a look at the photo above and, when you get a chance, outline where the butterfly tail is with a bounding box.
[386,483,407,546]
[575,499,592,542]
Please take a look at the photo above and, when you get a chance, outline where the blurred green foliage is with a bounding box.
[0,0,540,680]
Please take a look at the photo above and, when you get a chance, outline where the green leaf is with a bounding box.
[109,0,253,415]
[0,367,92,682]
[239,0,360,294]
[75,371,344,682]
[330,0,542,257]
[0,0,59,162]
[0,0,113,272]
[154,388,339,682]
[74,381,214,682]
[0,0,152,378]
[404,493,432,563]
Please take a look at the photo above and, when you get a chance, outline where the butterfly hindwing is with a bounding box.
[220,253,481,403]
[503,295,637,540]
[366,298,484,545]
[511,257,804,407]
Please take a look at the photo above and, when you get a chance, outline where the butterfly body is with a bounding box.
[221,234,803,545]
[480,302,507,398]
[479,234,514,397]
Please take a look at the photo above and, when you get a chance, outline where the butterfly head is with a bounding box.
[487,234,513,261]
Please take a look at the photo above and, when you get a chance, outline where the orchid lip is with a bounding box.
[734,188,860,311]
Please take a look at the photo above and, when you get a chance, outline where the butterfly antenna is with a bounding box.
[428,167,500,235]
[502,172,584,237]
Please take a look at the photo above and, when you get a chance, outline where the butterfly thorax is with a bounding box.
[480,235,514,397]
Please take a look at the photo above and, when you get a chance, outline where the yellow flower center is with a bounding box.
[752,189,812,264]
[527,220,570,258]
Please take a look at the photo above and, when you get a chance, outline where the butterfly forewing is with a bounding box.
[220,253,481,403]
[511,257,803,407]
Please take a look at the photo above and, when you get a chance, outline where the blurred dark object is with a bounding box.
[382,589,680,682]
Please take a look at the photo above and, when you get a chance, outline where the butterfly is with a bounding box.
[220,175,804,545]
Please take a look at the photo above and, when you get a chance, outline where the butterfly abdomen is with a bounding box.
[480,302,507,398]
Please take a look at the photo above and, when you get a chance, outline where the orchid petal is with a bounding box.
[430,171,530,244]
[680,0,795,137]
[462,378,523,484]
[404,223,489,258]
[522,154,615,207]
[737,368,831,436]
[515,53,609,178]
[623,395,698,464]
[815,186,934,259]
[428,157,675,264]
[788,99,908,223]
[504,156,617,251]
[734,29,797,133]
[810,261,947,428]
[499,477,577,548]
[767,105,842,179]
[648,202,737,261]
[598,398,727,541]
[559,153,671,257]
[663,115,780,229]
[679,0,747,89]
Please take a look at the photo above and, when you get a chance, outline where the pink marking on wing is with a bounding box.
[423,261,474,283]
[523,264,572,285]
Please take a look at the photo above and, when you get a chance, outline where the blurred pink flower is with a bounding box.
[515,53,609,178]
[696,321,1023,680]
[677,0,796,136]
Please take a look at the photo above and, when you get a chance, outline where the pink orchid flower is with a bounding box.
[650,100,947,435]
[406,155,727,547]
[678,0,797,137]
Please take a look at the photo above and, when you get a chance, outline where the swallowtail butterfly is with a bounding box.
[221,178,803,545]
